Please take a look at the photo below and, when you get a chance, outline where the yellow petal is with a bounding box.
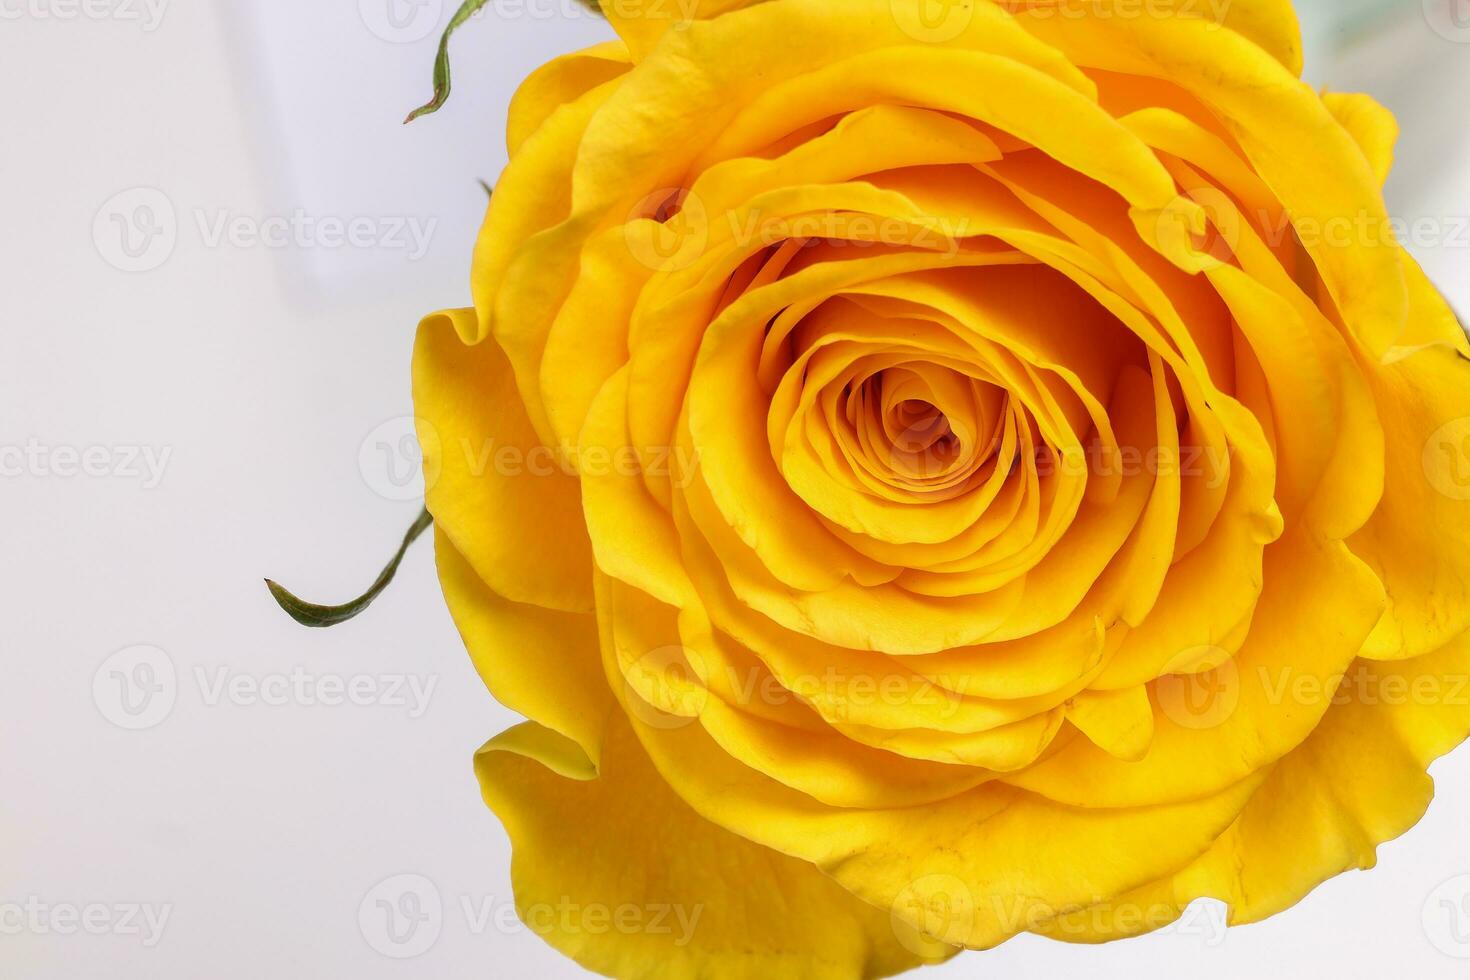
[506,41,631,156]
[600,0,765,62]
[1039,628,1470,942]
[1002,0,1305,76]
[1322,91,1398,188]
[435,529,610,768]
[1067,685,1154,762]
[624,690,1263,950]
[476,716,948,978]
[413,309,593,612]
[1190,632,1470,925]
[1353,338,1470,660]
[1011,533,1385,807]
[1015,12,1408,355]
[579,367,698,609]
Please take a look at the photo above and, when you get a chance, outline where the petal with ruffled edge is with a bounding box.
[475,716,952,979]
[435,529,611,768]
[1033,627,1470,943]
[413,308,594,613]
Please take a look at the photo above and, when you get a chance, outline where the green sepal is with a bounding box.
[405,0,605,124]
[266,507,434,628]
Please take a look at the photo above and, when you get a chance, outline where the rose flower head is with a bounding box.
[410,0,1470,975]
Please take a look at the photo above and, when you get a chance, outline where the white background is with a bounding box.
[3,1,1470,977]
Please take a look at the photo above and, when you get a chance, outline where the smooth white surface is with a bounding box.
[3,2,1470,977]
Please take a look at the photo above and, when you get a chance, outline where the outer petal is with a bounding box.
[1322,91,1398,187]
[475,716,948,979]
[506,41,632,156]
[435,530,611,768]
[601,0,767,62]
[1037,628,1470,942]
[413,309,594,613]
[1352,338,1470,661]
[608,582,1265,950]
[1013,10,1408,355]
[1006,533,1385,807]
[1000,0,1304,76]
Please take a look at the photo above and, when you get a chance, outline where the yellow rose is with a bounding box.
[411,0,1470,975]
